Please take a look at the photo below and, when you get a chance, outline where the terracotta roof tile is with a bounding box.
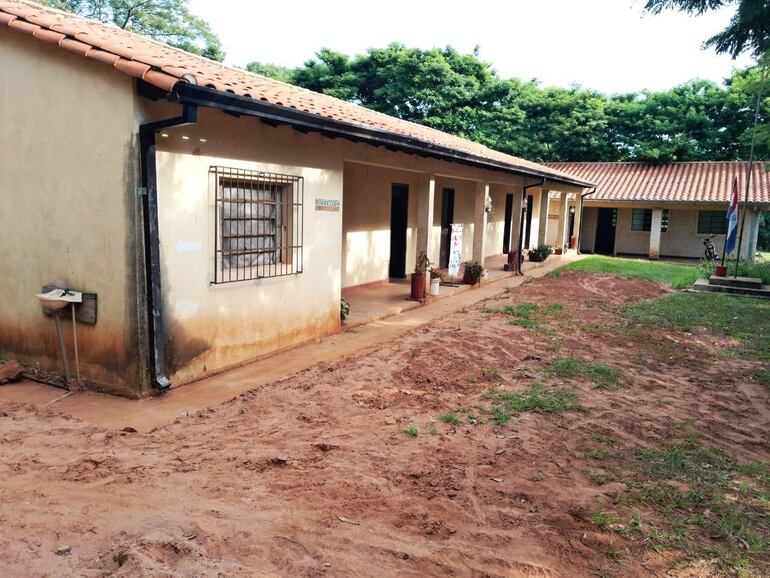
[0,0,589,187]
[545,162,770,204]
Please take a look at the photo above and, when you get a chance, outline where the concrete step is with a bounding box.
[693,279,770,299]
[709,275,763,289]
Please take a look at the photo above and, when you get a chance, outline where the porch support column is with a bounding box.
[573,194,583,252]
[416,173,436,264]
[556,192,569,251]
[472,181,490,265]
[537,190,550,248]
[649,208,663,260]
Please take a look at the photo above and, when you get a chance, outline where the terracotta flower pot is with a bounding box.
[410,272,426,300]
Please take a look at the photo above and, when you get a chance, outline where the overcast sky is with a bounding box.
[189,0,754,94]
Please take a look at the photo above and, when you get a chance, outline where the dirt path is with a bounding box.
[1,272,768,577]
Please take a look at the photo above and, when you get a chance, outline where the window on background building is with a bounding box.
[631,208,669,232]
[210,166,304,283]
[697,210,727,235]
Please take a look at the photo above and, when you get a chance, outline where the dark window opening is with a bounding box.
[631,208,669,232]
[697,210,727,235]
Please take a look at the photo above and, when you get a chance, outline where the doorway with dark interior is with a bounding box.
[439,187,455,268]
[502,193,514,253]
[594,207,617,255]
[524,194,534,248]
[389,184,409,278]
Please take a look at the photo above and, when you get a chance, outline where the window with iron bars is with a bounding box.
[211,166,303,283]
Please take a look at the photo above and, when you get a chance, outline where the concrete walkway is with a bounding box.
[0,253,584,432]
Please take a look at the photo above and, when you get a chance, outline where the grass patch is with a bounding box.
[485,301,564,331]
[484,383,583,422]
[699,256,770,285]
[617,438,770,575]
[622,292,770,361]
[403,424,419,437]
[544,357,621,389]
[547,255,699,289]
[440,412,462,426]
[751,368,770,387]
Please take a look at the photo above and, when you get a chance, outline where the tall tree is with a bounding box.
[41,0,224,61]
[644,0,770,58]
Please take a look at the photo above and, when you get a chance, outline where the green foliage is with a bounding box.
[699,254,770,284]
[528,244,553,262]
[757,213,770,251]
[549,256,700,289]
[244,44,770,163]
[620,438,770,574]
[485,301,564,331]
[403,424,419,437]
[644,0,770,58]
[340,298,350,321]
[621,292,770,360]
[463,261,484,283]
[484,383,584,417]
[42,0,224,60]
[439,412,461,426]
[244,61,295,83]
[544,357,621,389]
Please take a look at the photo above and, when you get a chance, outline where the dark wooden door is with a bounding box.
[502,193,514,253]
[389,184,409,278]
[595,208,617,255]
[439,188,455,268]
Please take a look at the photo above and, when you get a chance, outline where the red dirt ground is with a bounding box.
[1,271,768,577]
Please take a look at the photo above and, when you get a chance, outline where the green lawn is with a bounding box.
[622,292,770,361]
[547,255,700,289]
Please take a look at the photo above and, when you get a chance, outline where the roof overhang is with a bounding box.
[166,82,595,190]
[584,198,770,208]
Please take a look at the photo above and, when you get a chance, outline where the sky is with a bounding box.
[189,0,754,95]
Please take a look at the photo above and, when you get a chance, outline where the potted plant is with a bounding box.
[462,261,484,285]
[411,252,430,300]
[428,268,444,296]
[340,298,350,321]
[528,244,553,263]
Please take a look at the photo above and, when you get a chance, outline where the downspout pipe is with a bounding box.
[577,187,597,255]
[515,178,545,275]
[139,104,198,390]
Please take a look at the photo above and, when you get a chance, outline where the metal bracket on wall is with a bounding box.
[41,284,98,325]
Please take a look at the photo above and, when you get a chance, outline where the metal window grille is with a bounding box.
[697,210,727,235]
[211,166,303,283]
[631,208,669,232]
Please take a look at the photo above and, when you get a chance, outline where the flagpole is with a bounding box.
[733,69,765,277]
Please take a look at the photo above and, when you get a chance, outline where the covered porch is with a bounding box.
[341,253,578,328]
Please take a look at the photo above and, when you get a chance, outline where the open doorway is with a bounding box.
[389,184,409,278]
[595,208,617,255]
[502,193,514,253]
[439,187,455,268]
[524,194,534,248]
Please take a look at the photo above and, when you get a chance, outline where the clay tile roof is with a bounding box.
[0,0,591,188]
[545,162,770,205]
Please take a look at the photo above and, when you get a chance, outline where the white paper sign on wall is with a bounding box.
[448,224,464,278]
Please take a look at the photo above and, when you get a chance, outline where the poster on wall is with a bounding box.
[448,224,464,278]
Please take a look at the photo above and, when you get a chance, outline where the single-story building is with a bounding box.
[0,1,591,397]
[543,162,770,260]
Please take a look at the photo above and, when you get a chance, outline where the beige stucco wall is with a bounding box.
[342,163,419,286]
[342,165,532,287]
[579,202,762,259]
[580,207,598,253]
[151,107,343,385]
[0,31,145,395]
